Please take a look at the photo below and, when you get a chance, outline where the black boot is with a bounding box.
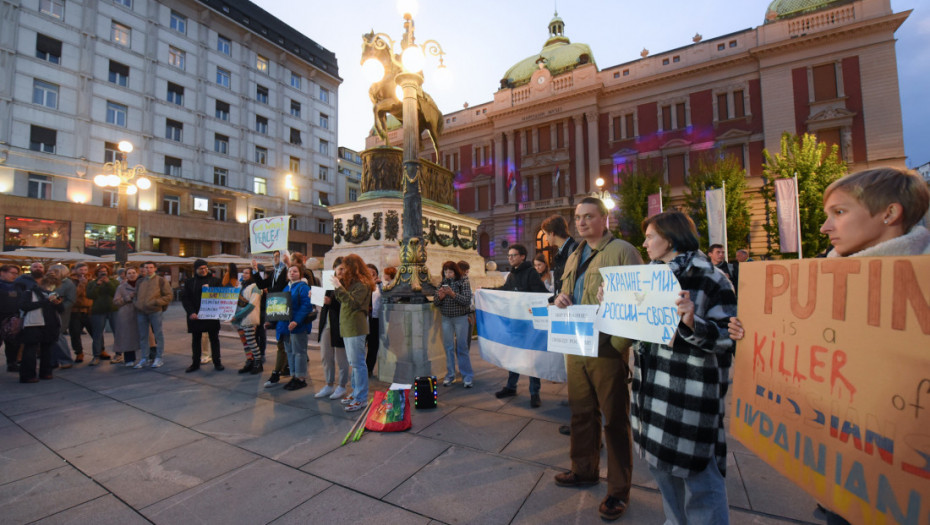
[214,360,225,371]
[238,359,254,374]
[185,363,200,373]
[250,360,263,374]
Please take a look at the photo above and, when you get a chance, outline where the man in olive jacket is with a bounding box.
[133,261,172,368]
[552,197,643,521]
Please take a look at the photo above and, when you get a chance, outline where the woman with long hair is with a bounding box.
[314,257,350,400]
[228,264,262,374]
[332,254,374,412]
[112,265,140,367]
[434,261,474,387]
[533,254,554,294]
[633,211,736,524]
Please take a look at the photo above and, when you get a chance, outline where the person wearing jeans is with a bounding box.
[86,265,118,365]
[279,265,315,391]
[433,261,473,387]
[332,254,373,413]
[132,262,172,368]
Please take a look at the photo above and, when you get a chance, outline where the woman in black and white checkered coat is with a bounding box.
[634,211,737,525]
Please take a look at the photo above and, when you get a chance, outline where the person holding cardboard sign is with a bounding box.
[634,211,737,525]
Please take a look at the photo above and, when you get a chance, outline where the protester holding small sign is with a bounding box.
[279,265,315,391]
[633,211,736,525]
[182,260,223,373]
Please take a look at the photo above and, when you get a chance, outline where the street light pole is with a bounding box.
[95,140,149,268]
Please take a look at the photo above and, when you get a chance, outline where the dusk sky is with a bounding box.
[256,0,928,167]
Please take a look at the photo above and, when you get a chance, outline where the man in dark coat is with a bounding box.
[1,264,23,372]
[492,243,549,407]
[258,250,292,385]
[542,215,579,304]
[181,259,223,372]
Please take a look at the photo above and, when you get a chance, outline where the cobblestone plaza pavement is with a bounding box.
[0,304,826,524]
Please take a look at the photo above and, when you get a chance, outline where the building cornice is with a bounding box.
[749,10,909,59]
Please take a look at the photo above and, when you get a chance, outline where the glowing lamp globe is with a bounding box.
[94,174,108,187]
[401,46,424,72]
[126,185,138,195]
[136,177,151,190]
[362,58,385,82]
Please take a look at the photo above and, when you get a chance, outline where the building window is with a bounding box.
[289,156,300,173]
[289,216,298,230]
[162,194,180,215]
[36,34,62,64]
[214,133,229,154]
[108,60,129,87]
[253,208,265,220]
[217,35,231,55]
[289,187,299,201]
[164,156,182,177]
[169,11,186,34]
[317,219,327,233]
[32,79,59,109]
[666,154,687,186]
[106,101,128,127]
[212,202,227,221]
[318,165,328,181]
[318,139,329,155]
[39,0,64,18]
[103,189,118,208]
[660,102,687,130]
[256,55,268,73]
[165,119,183,141]
[611,113,635,140]
[215,99,229,120]
[167,82,184,105]
[717,43,726,51]
[290,72,301,89]
[349,187,358,202]
[168,46,185,70]
[254,147,267,165]
[812,63,838,101]
[672,55,680,63]
[319,113,329,129]
[255,115,268,134]
[733,90,745,118]
[104,141,119,163]
[29,125,57,153]
[290,100,301,117]
[319,87,330,103]
[662,58,670,66]
[111,21,130,47]
[729,40,738,48]
[318,191,330,207]
[256,85,268,104]
[28,174,52,200]
[289,127,301,145]
[114,0,131,8]
[216,67,230,88]
[213,167,228,186]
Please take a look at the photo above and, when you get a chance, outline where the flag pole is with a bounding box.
[721,181,728,262]
[794,174,803,259]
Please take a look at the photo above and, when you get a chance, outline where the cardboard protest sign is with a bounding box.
[249,215,288,253]
[266,292,291,323]
[546,305,599,356]
[729,257,930,524]
[198,287,240,321]
[595,265,681,345]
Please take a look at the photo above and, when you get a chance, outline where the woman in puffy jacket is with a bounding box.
[277,265,315,391]
[228,264,262,374]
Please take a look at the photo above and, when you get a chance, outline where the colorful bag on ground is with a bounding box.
[365,389,411,432]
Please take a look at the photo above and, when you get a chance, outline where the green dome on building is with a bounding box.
[765,0,853,22]
[500,13,596,89]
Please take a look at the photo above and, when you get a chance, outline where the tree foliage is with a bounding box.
[761,132,846,258]
[613,168,669,259]
[683,151,752,258]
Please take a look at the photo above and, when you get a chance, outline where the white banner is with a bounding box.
[546,305,599,356]
[774,177,800,254]
[595,265,681,345]
[705,186,727,249]
[198,287,240,321]
[249,215,289,253]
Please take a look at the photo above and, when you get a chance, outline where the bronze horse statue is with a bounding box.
[361,31,443,157]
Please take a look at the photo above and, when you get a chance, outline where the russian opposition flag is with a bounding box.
[474,289,566,382]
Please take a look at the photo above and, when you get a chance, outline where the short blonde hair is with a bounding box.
[824,167,930,232]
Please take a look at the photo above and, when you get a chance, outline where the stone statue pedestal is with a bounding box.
[377,303,445,384]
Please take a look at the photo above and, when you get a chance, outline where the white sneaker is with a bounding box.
[314,385,335,398]
[340,394,356,405]
[150,358,164,368]
[329,386,347,400]
[133,359,149,369]
[124,360,135,368]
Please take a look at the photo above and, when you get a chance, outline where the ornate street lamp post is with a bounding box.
[283,173,295,220]
[94,141,150,267]
[362,2,446,303]
[594,177,617,228]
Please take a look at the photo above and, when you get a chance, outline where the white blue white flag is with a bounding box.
[474,289,566,383]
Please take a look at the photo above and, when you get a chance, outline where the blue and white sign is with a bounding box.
[596,265,681,345]
[546,305,599,357]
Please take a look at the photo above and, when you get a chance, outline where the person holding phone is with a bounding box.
[434,261,474,388]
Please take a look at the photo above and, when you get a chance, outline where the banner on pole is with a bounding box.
[774,178,800,253]
[729,257,930,524]
[249,215,289,253]
[705,187,727,247]
[595,265,681,345]
[647,192,663,218]
[198,287,240,321]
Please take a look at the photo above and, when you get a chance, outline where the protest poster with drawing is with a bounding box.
[730,257,930,524]
[595,265,681,345]
[249,215,288,253]
[198,287,240,321]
